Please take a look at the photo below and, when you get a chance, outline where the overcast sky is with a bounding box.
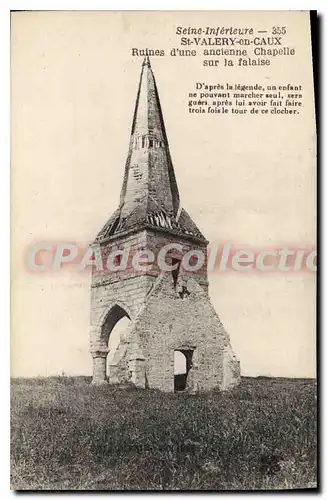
[11,11,316,378]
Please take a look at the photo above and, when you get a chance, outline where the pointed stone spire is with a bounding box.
[95,58,206,243]
[119,56,180,218]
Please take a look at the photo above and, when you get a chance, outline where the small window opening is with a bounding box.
[174,349,194,392]
[113,254,122,267]
[189,255,199,267]
[171,258,181,288]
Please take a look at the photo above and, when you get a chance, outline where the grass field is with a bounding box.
[11,376,317,491]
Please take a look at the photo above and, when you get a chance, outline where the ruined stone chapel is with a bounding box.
[89,57,240,392]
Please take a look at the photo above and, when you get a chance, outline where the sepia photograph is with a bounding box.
[10,10,317,491]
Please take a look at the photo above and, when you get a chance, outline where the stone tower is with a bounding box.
[90,57,240,392]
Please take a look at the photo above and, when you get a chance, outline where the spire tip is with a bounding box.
[142,55,151,67]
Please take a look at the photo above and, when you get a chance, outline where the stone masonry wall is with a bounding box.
[90,228,209,342]
[90,230,154,367]
[145,230,208,291]
[109,272,240,392]
[90,229,240,390]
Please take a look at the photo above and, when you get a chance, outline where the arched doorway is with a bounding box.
[101,304,131,374]
[174,349,194,392]
[107,315,131,364]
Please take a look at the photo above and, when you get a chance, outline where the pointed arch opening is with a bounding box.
[101,305,131,359]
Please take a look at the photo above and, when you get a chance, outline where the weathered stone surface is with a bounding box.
[89,57,240,392]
